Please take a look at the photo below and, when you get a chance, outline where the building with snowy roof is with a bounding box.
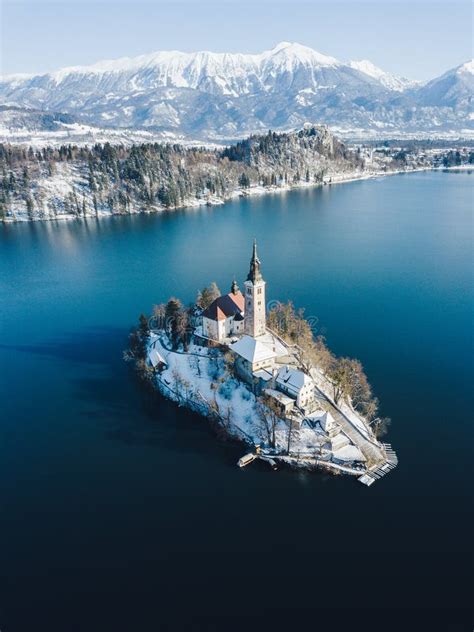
[303,410,338,436]
[263,388,295,416]
[148,348,167,371]
[230,335,277,382]
[276,365,316,413]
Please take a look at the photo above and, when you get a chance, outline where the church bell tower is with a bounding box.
[244,240,266,338]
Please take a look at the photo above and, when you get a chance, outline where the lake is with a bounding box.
[0,171,472,631]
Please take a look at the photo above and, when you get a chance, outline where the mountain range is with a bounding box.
[0,42,472,141]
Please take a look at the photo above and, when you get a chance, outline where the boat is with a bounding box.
[237,453,257,468]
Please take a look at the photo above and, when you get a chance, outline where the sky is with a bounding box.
[0,0,472,80]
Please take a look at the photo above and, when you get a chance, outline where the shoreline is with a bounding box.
[1,164,460,226]
[138,329,395,483]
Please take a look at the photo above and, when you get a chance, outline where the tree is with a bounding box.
[172,368,183,402]
[125,323,147,362]
[326,357,356,405]
[371,416,391,439]
[223,350,236,378]
[152,303,166,330]
[256,395,282,448]
[308,335,334,375]
[165,297,183,348]
[222,405,234,431]
[139,313,149,336]
[238,172,250,189]
[197,282,221,310]
[25,195,34,220]
[175,308,191,351]
[284,416,296,454]
[265,299,383,429]
[22,166,29,190]
[208,382,221,420]
[135,357,154,380]
[268,300,317,373]
[0,196,6,220]
[348,360,376,418]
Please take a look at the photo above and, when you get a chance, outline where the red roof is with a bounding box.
[229,290,244,312]
[202,291,244,321]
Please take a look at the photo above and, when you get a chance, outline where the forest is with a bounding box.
[0,126,366,220]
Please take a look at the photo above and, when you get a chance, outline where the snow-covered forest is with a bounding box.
[0,125,430,222]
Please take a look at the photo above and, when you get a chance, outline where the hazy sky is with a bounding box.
[1,0,472,79]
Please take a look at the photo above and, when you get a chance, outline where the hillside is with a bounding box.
[0,125,414,222]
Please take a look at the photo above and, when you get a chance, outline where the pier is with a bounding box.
[358,443,398,486]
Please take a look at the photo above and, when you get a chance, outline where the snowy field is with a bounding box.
[147,333,368,473]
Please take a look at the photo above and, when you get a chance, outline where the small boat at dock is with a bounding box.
[238,453,257,468]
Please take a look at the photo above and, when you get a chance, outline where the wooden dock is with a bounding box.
[358,443,398,486]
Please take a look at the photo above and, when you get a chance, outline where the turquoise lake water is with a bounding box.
[0,171,472,631]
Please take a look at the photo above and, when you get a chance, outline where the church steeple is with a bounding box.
[244,239,266,338]
[246,239,263,283]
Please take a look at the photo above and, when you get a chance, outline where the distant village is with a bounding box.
[128,241,397,485]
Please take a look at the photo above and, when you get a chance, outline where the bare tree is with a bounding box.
[152,303,166,330]
[284,416,296,455]
[135,358,153,381]
[309,335,334,375]
[223,350,236,378]
[222,405,234,431]
[255,395,282,449]
[324,357,348,404]
[172,368,182,396]
[371,416,391,439]
[209,382,221,420]
[197,282,221,310]
[181,378,191,402]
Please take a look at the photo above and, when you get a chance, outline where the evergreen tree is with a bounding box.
[165,297,183,348]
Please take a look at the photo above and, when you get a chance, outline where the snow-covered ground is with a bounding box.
[2,162,432,223]
[311,366,375,441]
[147,332,370,475]
[0,123,225,149]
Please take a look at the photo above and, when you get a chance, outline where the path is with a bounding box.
[310,369,386,467]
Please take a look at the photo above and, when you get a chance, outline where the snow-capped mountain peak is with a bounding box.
[264,41,340,67]
[457,59,474,75]
[349,59,419,91]
[0,44,471,140]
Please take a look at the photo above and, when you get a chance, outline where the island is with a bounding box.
[126,240,397,485]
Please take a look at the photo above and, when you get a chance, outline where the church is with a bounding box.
[198,240,316,414]
[200,240,288,385]
[201,239,267,343]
